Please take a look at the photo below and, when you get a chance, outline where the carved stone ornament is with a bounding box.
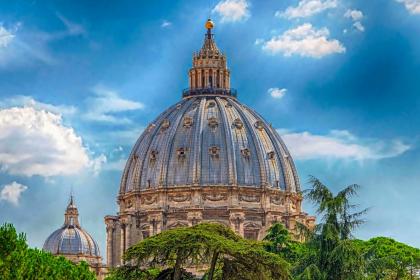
[202,193,227,201]
[270,195,284,205]
[225,102,233,108]
[267,151,275,160]
[239,194,261,203]
[126,199,133,208]
[146,123,156,133]
[254,120,264,131]
[183,116,193,128]
[241,148,251,158]
[161,119,170,131]
[208,146,220,158]
[207,101,216,108]
[149,150,159,161]
[176,103,182,110]
[168,221,189,229]
[141,195,157,205]
[177,147,187,159]
[169,193,191,202]
[208,117,218,128]
[233,118,243,129]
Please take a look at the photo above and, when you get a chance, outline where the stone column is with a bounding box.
[125,220,131,250]
[197,71,201,88]
[120,223,126,264]
[229,212,244,236]
[212,71,216,88]
[106,225,114,267]
[192,71,196,88]
[205,70,209,87]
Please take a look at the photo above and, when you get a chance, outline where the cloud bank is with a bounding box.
[262,23,345,58]
[396,0,420,14]
[212,0,250,22]
[0,181,27,206]
[0,107,90,177]
[279,129,410,160]
[268,88,287,99]
[277,0,338,19]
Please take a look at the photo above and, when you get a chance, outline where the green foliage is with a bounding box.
[0,223,96,280]
[118,222,290,280]
[359,237,420,279]
[263,223,308,265]
[292,176,367,280]
[105,266,161,280]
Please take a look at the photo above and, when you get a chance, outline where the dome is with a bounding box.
[43,196,101,258]
[120,96,300,194]
[105,19,315,268]
[43,226,101,256]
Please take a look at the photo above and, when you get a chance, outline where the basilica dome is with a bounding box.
[120,94,300,194]
[105,19,314,268]
[43,196,101,260]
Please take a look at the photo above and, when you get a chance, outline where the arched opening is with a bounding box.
[141,225,150,239]
[243,223,261,240]
[209,69,213,88]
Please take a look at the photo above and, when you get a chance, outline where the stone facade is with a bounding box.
[105,186,314,267]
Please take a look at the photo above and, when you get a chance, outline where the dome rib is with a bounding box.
[230,99,267,187]
[192,98,206,185]
[156,99,193,187]
[164,99,197,187]
[215,97,237,185]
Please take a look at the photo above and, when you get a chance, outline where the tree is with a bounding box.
[115,223,290,280]
[0,223,95,280]
[263,223,308,265]
[294,176,368,280]
[359,237,420,280]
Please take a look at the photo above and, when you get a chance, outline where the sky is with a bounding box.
[1,0,420,257]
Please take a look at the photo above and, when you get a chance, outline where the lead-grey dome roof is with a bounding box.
[120,95,300,194]
[43,196,101,257]
[43,226,101,256]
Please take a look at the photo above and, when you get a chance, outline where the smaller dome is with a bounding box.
[43,226,100,256]
[43,195,101,259]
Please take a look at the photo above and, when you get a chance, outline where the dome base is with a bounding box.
[105,186,315,267]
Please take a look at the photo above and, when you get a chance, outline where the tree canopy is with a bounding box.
[0,223,96,280]
[107,223,290,280]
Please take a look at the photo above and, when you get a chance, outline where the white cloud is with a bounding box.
[344,9,365,32]
[344,9,364,21]
[279,129,411,160]
[84,85,144,124]
[0,181,27,206]
[353,21,365,32]
[89,154,107,176]
[161,20,172,28]
[396,0,420,14]
[277,0,337,19]
[262,23,345,58]
[268,88,287,99]
[0,95,77,115]
[212,0,250,22]
[0,25,15,47]
[56,13,86,36]
[0,15,86,68]
[0,107,90,177]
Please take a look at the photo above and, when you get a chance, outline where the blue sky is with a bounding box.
[1,0,420,256]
